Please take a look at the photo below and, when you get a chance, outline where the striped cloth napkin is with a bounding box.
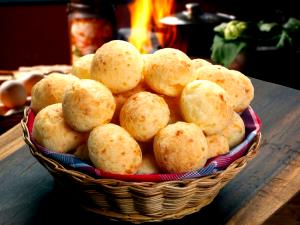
[27,106,261,182]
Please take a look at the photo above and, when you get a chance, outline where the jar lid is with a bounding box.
[70,0,110,8]
[70,0,94,5]
[68,0,116,20]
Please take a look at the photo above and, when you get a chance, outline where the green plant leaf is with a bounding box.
[276,30,293,48]
[258,22,278,32]
[283,17,300,32]
[224,21,247,40]
[211,35,247,67]
[213,22,228,35]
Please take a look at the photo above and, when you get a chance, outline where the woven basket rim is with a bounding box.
[21,106,262,185]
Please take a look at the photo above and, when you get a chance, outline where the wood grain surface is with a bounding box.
[263,191,300,225]
[225,79,300,225]
[0,124,24,160]
[0,78,300,225]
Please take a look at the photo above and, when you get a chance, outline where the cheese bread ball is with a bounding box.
[192,58,212,72]
[62,79,115,132]
[71,54,94,79]
[88,123,142,174]
[137,151,160,174]
[31,73,79,113]
[229,70,254,112]
[120,91,170,142]
[206,134,229,158]
[221,112,245,148]
[144,48,195,96]
[90,40,143,94]
[195,65,226,80]
[180,80,234,135]
[74,144,90,161]
[154,122,208,173]
[112,81,149,124]
[196,65,253,112]
[32,103,86,153]
[163,96,183,124]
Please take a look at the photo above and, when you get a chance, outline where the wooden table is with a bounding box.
[1,78,300,225]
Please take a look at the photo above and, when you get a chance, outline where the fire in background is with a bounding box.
[128,0,186,53]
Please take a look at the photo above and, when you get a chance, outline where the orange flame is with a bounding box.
[128,0,153,53]
[152,0,175,47]
[128,0,187,53]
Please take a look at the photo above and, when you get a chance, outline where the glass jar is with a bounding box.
[68,0,116,63]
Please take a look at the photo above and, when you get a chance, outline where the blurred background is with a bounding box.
[0,0,299,89]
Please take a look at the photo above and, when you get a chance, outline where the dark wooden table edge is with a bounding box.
[226,147,300,225]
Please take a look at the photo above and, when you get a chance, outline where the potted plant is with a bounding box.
[211,17,300,69]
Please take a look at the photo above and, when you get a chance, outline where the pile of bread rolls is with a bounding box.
[31,40,254,175]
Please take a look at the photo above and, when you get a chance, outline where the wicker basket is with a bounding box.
[21,108,262,223]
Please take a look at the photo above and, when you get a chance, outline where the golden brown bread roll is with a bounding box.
[71,54,94,79]
[74,143,90,161]
[206,134,229,158]
[154,122,208,173]
[120,91,170,142]
[144,48,195,97]
[180,80,234,135]
[112,81,149,124]
[221,112,245,148]
[90,40,143,94]
[32,103,87,153]
[195,65,254,112]
[88,123,142,174]
[229,70,254,112]
[137,151,160,174]
[192,58,212,73]
[62,79,116,132]
[30,73,79,113]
